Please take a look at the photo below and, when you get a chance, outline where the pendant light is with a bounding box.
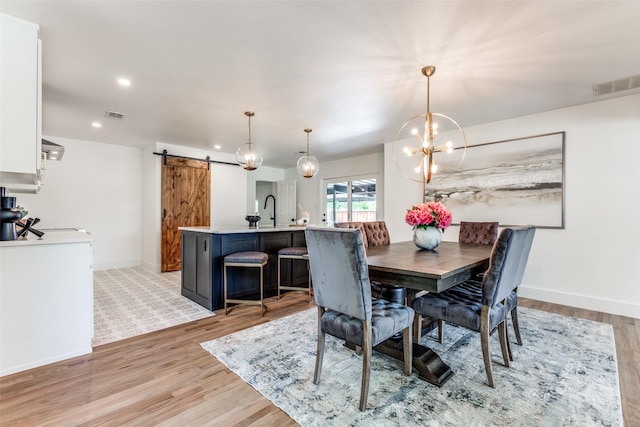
[392,66,466,186]
[297,128,319,178]
[236,111,263,170]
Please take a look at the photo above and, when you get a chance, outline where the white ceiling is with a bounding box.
[2,1,640,168]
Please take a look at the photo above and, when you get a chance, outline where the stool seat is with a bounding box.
[278,246,308,257]
[277,246,312,301]
[224,251,268,264]
[224,251,268,316]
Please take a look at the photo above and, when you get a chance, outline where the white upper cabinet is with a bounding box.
[0,14,42,192]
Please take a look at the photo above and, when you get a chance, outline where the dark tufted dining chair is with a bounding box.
[362,221,390,247]
[305,226,414,411]
[412,226,536,387]
[429,221,501,343]
[459,221,499,245]
[457,221,523,350]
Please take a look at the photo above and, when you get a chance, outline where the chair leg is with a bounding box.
[313,307,326,384]
[359,320,372,411]
[438,320,445,343]
[260,264,265,317]
[224,264,228,315]
[480,306,494,388]
[511,306,523,346]
[498,321,510,367]
[505,317,514,361]
[277,256,282,300]
[308,268,313,302]
[403,322,413,376]
[413,314,422,343]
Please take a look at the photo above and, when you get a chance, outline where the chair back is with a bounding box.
[459,221,499,245]
[305,226,372,321]
[482,226,536,308]
[362,221,390,247]
[334,221,368,248]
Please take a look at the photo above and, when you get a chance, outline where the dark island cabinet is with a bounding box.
[181,231,213,310]
[181,229,307,311]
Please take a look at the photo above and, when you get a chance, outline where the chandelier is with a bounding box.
[297,128,319,178]
[392,66,466,185]
[236,111,263,171]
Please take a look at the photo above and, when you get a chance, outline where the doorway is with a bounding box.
[324,176,377,226]
[255,180,297,226]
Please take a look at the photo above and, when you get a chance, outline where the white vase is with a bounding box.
[413,226,442,250]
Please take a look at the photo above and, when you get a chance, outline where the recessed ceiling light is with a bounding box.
[92,122,102,128]
[117,78,131,87]
[214,144,222,150]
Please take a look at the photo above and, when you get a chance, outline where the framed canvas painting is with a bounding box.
[425,131,565,229]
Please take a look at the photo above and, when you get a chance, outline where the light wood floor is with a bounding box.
[1,295,638,426]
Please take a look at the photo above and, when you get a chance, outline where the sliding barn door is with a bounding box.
[161,157,210,272]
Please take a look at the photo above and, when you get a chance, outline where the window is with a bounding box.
[325,176,377,226]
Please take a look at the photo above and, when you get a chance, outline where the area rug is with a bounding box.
[93,267,214,346]
[201,307,622,426]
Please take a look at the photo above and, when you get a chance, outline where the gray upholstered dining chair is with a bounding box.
[335,221,404,303]
[412,225,535,387]
[457,221,523,351]
[430,221,501,343]
[334,221,368,248]
[305,226,414,411]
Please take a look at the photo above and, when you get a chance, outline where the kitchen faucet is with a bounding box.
[264,194,276,227]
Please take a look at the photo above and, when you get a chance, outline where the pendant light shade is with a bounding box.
[236,111,263,171]
[297,128,319,178]
[392,66,466,185]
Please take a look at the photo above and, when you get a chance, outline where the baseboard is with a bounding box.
[93,260,141,272]
[1,347,93,377]
[94,260,175,274]
[519,286,640,320]
[140,259,162,274]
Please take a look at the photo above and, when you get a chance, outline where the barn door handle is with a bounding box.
[163,209,167,219]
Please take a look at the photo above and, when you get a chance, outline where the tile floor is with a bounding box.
[93,267,214,346]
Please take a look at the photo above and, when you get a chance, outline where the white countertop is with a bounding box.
[0,228,93,247]
[179,224,314,234]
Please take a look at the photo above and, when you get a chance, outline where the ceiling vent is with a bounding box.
[105,110,126,120]
[592,74,640,96]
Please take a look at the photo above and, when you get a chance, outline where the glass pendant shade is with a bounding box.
[392,66,466,184]
[297,154,319,178]
[236,111,263,171]
[236,143,263,171]
[297,128,319,178]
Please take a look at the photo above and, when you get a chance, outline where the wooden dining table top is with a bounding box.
[366,240,493,294]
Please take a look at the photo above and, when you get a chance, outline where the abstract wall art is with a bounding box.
[425,131,565,228]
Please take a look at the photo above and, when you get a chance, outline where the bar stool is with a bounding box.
[224,251,268,316]
[277,246,312,301]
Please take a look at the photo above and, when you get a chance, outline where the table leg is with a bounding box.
[374,337,454,387]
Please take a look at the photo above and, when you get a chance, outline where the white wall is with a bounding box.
[286,152,384,225]
[13,136,143,271]
[385,94,640,319]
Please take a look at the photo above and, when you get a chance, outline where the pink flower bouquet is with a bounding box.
[405,202,452,231]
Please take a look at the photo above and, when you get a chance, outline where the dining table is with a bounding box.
[366,240,493,386]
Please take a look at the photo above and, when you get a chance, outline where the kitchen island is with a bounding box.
[179,225,310,311]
